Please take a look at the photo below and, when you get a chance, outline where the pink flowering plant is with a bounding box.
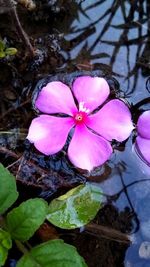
[135,110,150,165]
[27,76,134,171]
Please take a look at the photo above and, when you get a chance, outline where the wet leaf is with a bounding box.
[0,228,12,266]
[5,48,17,56]
[0,164,18,215]
[6,198,48,241]
[16,239,87,267]
[47,183,103,229]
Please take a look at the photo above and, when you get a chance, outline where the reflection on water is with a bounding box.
[60,1,150,266]
[62,0,150,103]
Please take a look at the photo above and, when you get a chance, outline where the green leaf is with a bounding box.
[0,51,6,58]
[16,239,87,267]
[5,47,17,56]
[47,183,103,229]
[0,228,12,266]
[0,164,18,215]
[0,40,5,51]
[6,198,48,241]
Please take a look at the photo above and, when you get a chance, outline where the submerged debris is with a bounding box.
[18,0,36,11]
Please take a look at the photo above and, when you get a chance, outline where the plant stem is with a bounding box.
[15,240,29,254]
[0,216,6,228]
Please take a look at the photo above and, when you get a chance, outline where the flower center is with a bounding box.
[73,102,89,125]
[75,113,84,122]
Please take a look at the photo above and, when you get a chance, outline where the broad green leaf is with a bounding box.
[0,164,18,215]
[0,228,12,266]
[16,239,87,267]
[0,51,6,58]
[5,47,17,56]
[47,183,103,229]
[6,198,48,241]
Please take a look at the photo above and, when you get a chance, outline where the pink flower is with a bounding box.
[136,110,150,165]
[27,76,134,171]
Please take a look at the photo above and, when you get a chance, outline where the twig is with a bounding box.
[6,0,35,57]
[0,98,30,120]
[0,147,19,159]
[6,157,22,169]
[85,223,130,244]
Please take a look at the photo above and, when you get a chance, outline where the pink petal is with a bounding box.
[72,76,110,113]
[136,136,150,165]
[137,111,150,139]
[68,124,112,171]
[27,115,75,155]
[35,81,78,116]
[87,99,134,142]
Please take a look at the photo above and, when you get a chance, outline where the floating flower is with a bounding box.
[27,76,134,171]
[136,110,150,165]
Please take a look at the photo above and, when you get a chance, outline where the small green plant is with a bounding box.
[0,39,17,58]
[0,164,103,266]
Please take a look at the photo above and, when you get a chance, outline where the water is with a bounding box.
[60,1,150,266]
[0,0,150,266]
[62,0,149,102]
